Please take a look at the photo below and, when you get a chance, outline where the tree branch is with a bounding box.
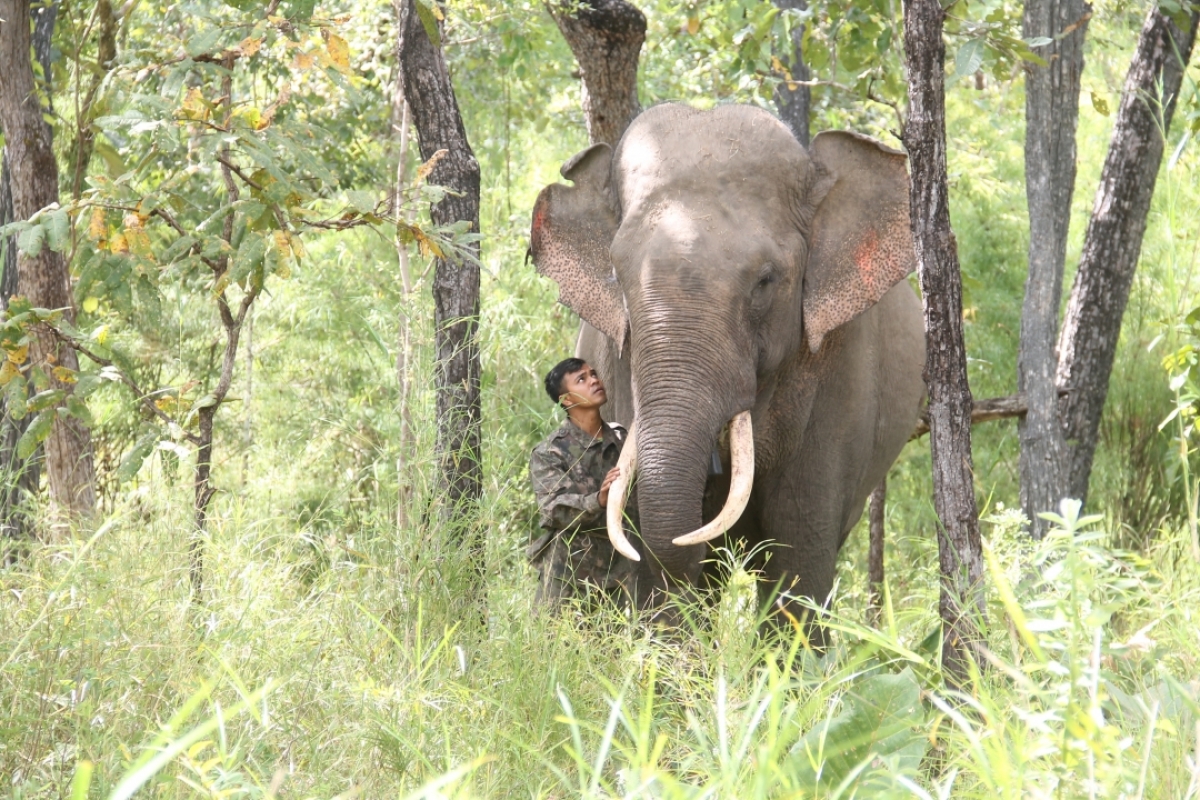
[45,325,200,444]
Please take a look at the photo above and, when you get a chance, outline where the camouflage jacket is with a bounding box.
[528,418,630,562]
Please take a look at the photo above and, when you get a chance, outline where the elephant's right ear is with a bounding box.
[802,131,917,352]
[530,144,628,351]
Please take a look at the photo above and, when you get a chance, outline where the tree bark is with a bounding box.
[1018,0,1089,538]
[902,0,985,685]
[396,0,483,516]
[0,0,97,526]
[0,153,41,551]
[546,0,646,147]
[1056,5,1199,505]
[772,0,811,146]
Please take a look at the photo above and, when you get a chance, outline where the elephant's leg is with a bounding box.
[750,473,851,648]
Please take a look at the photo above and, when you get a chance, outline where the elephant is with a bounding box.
[529,102,926,629]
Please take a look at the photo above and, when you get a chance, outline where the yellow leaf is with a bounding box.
[324,31,351,72]
[109,232,129,254]
[95,325,109,345]
[431,3,443,20]
[292,51,316,70]
[273,230,291,258]
[1091,90,1110,117]
[213,271,231,296]
[287,232,306,259]
[257,84,291,130]
[0,361,19,387]
[180,87,208,121]
[415,149,448,185]
[8,344,29,365]
[52,366,77,384]
[237,106,264,130]
[88,207,107,241]
[686,16,700,35]
[413,227,443,259]
[123,213,155,262]
[238,36,263,57]
[82,297,100,314]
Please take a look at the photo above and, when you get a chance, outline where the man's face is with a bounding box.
[560,364,607,410]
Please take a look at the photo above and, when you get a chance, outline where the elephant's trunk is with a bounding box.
[606,412,754,558]
[622,334,755,577]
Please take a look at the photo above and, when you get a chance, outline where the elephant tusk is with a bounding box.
[672,411,755,546]
[606,422,642,562]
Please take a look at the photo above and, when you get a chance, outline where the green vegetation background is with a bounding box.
[2,0,1199,797]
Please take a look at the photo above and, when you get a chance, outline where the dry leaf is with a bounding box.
[238,36,263,57]
[181,87,208,121]
[415,149,448,184]
[88,207,107,242]
[324,31,351,72]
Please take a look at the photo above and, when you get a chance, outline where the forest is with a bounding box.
[1,0,1199,796]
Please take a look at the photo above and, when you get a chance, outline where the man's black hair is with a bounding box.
[545,357,587,407]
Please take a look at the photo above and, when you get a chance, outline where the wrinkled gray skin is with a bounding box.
[530,103,925,626]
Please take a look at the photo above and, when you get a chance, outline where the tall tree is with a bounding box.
[0,0,96,524]
[0,0,55,546]
[396,1,483,517]
[902,0,985,684]
[1018,0,1089,538]
[546,0,646,148]
[772,0,811,146]
[1057,4,1199,505]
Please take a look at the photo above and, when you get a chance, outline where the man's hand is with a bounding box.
[598,466,621,508]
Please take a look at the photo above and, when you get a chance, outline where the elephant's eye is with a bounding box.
[754,266,777,291]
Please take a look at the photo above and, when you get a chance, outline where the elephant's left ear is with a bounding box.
[803,131,917,352]
[530,143,628,351]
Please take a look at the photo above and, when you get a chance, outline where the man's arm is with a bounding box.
[530,446,604,533]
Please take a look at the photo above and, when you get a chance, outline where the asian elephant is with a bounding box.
[529,103,926,627]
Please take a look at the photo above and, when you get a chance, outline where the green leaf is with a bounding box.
[5,375,28,419]
[46,208,71,252]
[27,388,66,413]
[282,0,315,20]
[953,38,985,83]
[413,0,442,49]
[65,394,95,427]
[185,28,223,58]
[17,409,56,459]
[117,431,158,483]
[787,669,927,790]
[17,224,45,257]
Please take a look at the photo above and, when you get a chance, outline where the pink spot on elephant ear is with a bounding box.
[531,195,550,253]
[853,229,883,294]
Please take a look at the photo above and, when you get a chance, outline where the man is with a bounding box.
[529,357,638,609]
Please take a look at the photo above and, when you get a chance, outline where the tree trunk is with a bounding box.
[0,0,97,526]
[396,0,483,517]
[772,0,811,146]
[1018,0,1089,538]
[902,0,985,685]
[1056,5,1199,505]
[0,153,41,551]
[547,0,646,147]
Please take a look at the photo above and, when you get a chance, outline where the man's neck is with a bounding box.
[567,408,605,438]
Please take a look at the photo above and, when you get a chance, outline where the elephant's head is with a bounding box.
[530,103,916,586]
